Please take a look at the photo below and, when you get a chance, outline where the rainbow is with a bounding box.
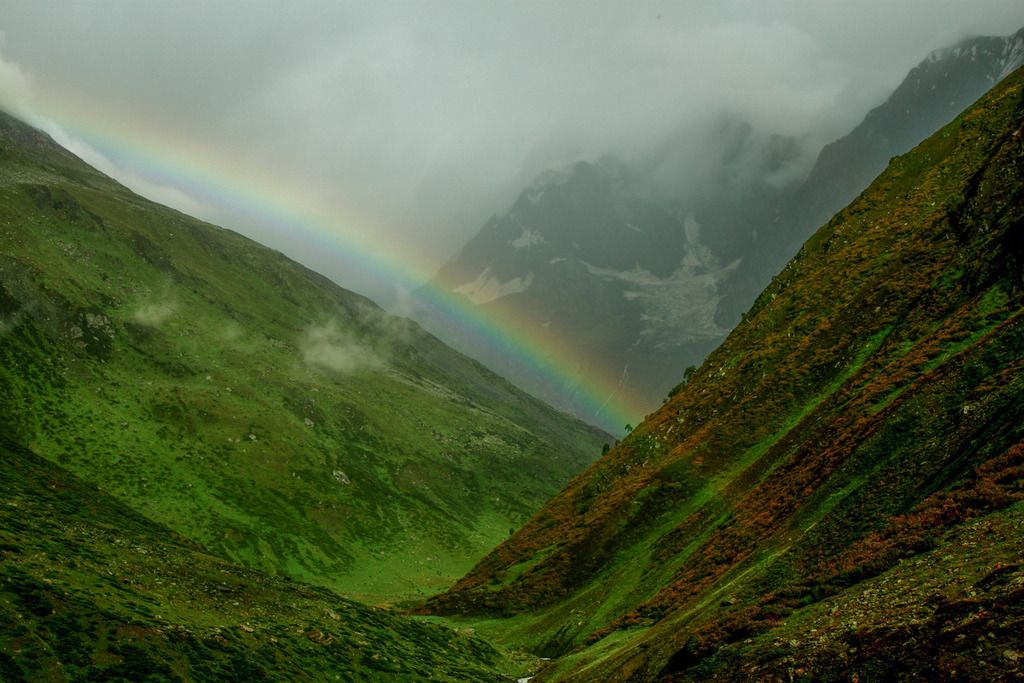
[27,93,646,433]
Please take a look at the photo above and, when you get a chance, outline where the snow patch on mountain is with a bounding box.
[511,228,544,249]
[582,214,739,346]
[924,28,1024,83]
[630,257,738,346]
[681,212,718,267]
[525,167,574,204]
[998,31,1024,80]
[453,268,535,305]
[584,259,737,344]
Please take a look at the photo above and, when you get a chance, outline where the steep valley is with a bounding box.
[1,40,1023,683]
[425,66,1024,681]
[413,28,1024,434]
[0,109,608,607]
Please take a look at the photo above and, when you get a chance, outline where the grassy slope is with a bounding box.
[0,111,608,603]
[0,435,532,681]
[425,68,1024,680]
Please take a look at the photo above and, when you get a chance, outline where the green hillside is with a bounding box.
[0,435,530,681]
[0,110,607,604]
[425,68,1024,681]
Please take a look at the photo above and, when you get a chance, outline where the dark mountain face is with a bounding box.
[0,109,608,604]
[425,67,1024,681]
[802,29,1024,227]
[412,28,1024,434]
[718,26,1024,325]
[420,157,732,429]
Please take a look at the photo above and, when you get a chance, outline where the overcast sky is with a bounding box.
[1,1,1022,305]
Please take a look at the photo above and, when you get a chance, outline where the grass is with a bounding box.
[0,436,524,681]
[0,109,609,605]
[687,502,1024,681]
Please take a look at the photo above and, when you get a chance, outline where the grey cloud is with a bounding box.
[1,1,1021,304]
[301,320,382,374]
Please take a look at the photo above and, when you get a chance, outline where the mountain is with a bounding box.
[717,25,1024,324]
[0,109,608,604]
[412,28,1024,433]
[417,157,731,430]
[0,435,523,681]
[424,66,1024,681]
[798,26,1024,233]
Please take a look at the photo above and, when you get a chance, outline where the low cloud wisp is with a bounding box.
[300,320,382,375]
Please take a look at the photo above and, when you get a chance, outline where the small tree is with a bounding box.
[667,365,698,400]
